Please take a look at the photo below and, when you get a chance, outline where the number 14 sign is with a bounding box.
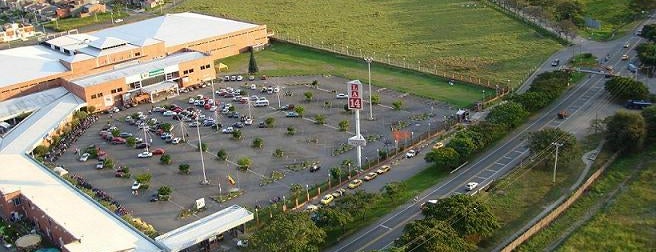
[347,80,363,110]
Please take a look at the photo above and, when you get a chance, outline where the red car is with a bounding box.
[204,103,212,110]
[151,148,166,155]
[111,137,126,144]
[173,107,183,113]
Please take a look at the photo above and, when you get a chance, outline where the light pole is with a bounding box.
[197,118,209,185]
[305,184,310,201]
[364,57,374,120]
[552,142,563,184]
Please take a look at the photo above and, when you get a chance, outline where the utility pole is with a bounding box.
[364,57,374,120]
[552,142,563,184]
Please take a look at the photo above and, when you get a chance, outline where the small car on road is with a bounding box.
[348,179,363,189]
[376,165,391,174]
[137,151,153,158]
[320,194,334,205]
[364,172,378,181]
[79,153,90,162]
[465,182,479,191]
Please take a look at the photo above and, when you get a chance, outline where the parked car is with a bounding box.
[364,172,378,181]
[171,137,182,144]
[405,150,417,158]
[96,161,105,169]
[135,143,151,149]
[119,132,133,138]
[222,127,235,134]
[230,75,237,81]
[224,76,231,81]
[111,137,126,144]
[465,182,479,191]
[331,188,347,198]
[348,179,363,189]
[376,165,391,174]
[336,93,348,99]
[258,122,267,128]
[249,76,256,81]
[189,121,201,127]
[236,75,244,81]
[551,59,560,67]
[151,148,166,155]
[79,153,90,162]
[137,151,153,158]
[320,194,334,205]
[286,112,300,118]
[163,111,176,116]
[432,142,444,150]
[309,165,320,172]
[232,122,244,128]
[131,181,141,190]
[621,54,629,61]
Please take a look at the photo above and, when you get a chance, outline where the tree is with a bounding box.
[160,123,172,132]
[217,149,228,160]
[606,111,647,153]
[289,183,303,196]
[554,0,584,25]
[304,91,314,101]
[253,137,264,149]
[248,50,259,74]
[311,80,319,88]
[641,24,656,41]
[641,105,656,140]
[198,142,207,152]
[111,128,120,137]
[250,213,326,252]
[178,163,190,174]
[103,159,114,169]
[157,185,173,201]
[629,0,656,14]
[287,127,296,136]
[486,101,528,129]
[605,76,649,100]
[295,105,305,117]
[265,117,275,128]
[382,182,407,199]
[232,129,242,140]
[73,110,88,120]
[528,128,578,167]
[160,154,172,165]
[446,136,478,161]
[395,218,476,252]
[334,191,380,221]
[422,194,499,238]
[330,167,343,181]
[314,114,326,125]
[316,207,353,233]
[126,136,137,147]
[557,19,577,39]
[637,42,656,73]
[338,120,349,131]
[33,145,48,157]
[237,157,252,169]
[508,92,551,112]
[135,173,152,188]
[424,147,461,171]
[371,94,381,105]
[86,105,96,114]
[392,100,404,110]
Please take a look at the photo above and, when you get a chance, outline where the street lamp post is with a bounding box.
[364,57,374,120]
[197,117,209,185]
[305,184,310,201]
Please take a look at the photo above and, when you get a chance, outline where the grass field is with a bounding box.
[220,42,490,107]
[44,11,127,32]
[175,0,561,86]
[556,149,656,251]
[578,0,641,41]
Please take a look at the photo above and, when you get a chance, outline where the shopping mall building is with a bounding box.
[0,12,269,110]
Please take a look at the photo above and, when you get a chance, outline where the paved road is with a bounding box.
[328,15,656,252]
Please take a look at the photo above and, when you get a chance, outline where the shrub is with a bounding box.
[265,117,275,128]
[392,100,403,110]
[287,127,296,136]
[179,163,190,174]
[338,120,349,131]
[253,137,264,149]
[217,149,228,160]
[160,154,172,165]
[315,114,326,125]
[237,157,252,170]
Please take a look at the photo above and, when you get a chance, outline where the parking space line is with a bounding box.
[475,176,487,180]
[502,156,513,159]
[494,162,506,166]
[380,224,392,230]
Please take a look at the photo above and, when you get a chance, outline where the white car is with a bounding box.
[248,76,256,81]
[244,119,253,125]
[188,98,196,104]
[209,106,218,112]
[250,84,257,90]
[163,111,176,116]
[236,75,244,81]
[79,153,90,162]
[137,151,153,158]
[336,93,348,99]
[465,182,479,191]
[131,181,141,190]
[114,18,123,23]
[273,87,280,93]
[222,127,234,134]
[405,150,417,158]
[171,137,181,144]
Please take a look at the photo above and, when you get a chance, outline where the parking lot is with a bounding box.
[57,75,455,233]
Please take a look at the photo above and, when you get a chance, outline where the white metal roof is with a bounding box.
[88,36,128,50]
[0,87,69,121]
[0,154,162,252]
[72,51,206,87]
[45,33,98,52]
[156,205,253,252]
[0,91,85,154]
[91,12,259,48]
[0,45,69,88]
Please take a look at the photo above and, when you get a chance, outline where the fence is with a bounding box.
[499,152,619,251]
[483,0,572,45]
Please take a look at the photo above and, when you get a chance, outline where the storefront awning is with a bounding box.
[142,81,178,94]
[217,63,228,71]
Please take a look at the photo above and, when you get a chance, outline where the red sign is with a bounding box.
[348,97,362,109]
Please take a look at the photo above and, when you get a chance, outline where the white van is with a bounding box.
[254,99,269,107]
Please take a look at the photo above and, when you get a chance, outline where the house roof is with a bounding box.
[91,12,259,48]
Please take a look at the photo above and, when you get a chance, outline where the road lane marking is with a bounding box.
[495,162,506,166]
[380,224,392,230]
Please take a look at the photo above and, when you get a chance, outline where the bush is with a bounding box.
[315,114,326,125]
[486,101,528,129]
[295,106,305,117]
[304,91,314,101]
[265,117,275,128]
[126,136,137,147]
[135,173,152,185]
[382,182,407,198]
[273,148,284,158]
[237,157,252,170]
[158,185,173,196]
[605,76,649,100]
[392,100,404,110]
[160,154,172,165]
[179,163,190,174]
[103,159,114,169]
[232,129,242,140]
[253,137,264,149]
[287,127,296,136]
[217,149,228,160]
[33,145,49,157]
[338,120,349,131]
[198,142,208,152]
[160,123,173,132]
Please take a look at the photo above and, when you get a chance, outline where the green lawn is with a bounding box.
[324,166,448,246]
[569,53,599,68]
[44,11,127,32]
[556,149,656,251]
[578,0,641,41]
[176,0,561,86]
[221,42,490,107]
